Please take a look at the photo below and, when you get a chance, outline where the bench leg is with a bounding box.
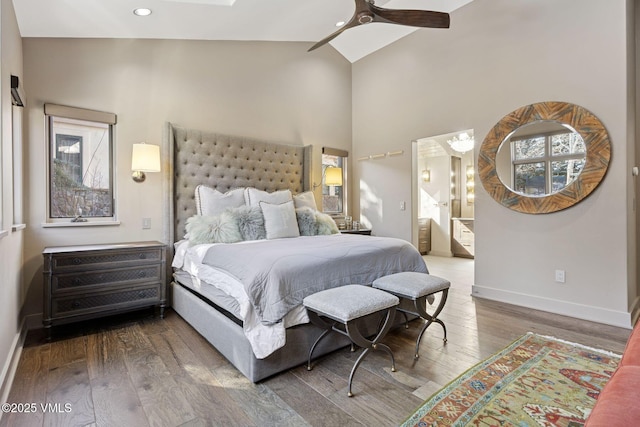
[345,307,397,397]
[306,310,336,370]
[414,289,449,359]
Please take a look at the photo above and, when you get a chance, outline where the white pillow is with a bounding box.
[260,200,300,239]
[293,191,317,210]
[245,188,292,208]
[195,185,245,216]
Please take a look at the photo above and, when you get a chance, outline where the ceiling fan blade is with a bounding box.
[370,4,450,28]
[308,19,360,52]
[308,0,449,52]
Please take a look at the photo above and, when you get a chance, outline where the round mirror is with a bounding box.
[478,102,611,214]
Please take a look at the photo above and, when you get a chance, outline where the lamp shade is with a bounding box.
[324,167,343,186]
[131,143,161,172]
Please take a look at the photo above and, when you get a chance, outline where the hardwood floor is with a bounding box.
[1,255,631,427]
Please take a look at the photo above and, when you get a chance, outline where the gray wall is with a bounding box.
[21,38,352,323]
[0,0,25,400]
[352,0,636,327]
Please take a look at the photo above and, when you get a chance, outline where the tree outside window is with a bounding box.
[46,104,116,221]
[511,130,585,196]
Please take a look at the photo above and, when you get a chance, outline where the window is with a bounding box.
[321,147,348,215]
[511,129,585,196]
[12,105,25,228]
[45,104,117,222]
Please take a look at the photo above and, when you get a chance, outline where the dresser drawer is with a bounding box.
[43,241,167,339]
[51,285,161,318]
[457,227,474,244]
[52,264,163,294]
[50,247,163,272]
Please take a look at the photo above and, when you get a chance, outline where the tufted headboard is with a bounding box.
[166,123,312,242]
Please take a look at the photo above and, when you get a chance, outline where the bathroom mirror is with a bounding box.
[478,102,611,214]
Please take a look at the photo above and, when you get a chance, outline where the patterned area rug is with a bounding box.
[402,333,620,427]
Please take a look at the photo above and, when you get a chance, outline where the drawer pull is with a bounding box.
[139,253,147,260]
[72,258,81,265]
[138,292,146,298]
[73,278,81,286]
[139,272,146,278]
[71,301,80,309]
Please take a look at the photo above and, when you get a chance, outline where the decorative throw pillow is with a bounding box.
[185,212,243,245]
[293,191,317,211]
[296,207,319,236]
[195,185,245,216]
[316,211,339,235]
[260,200,300,239]
[228,206,266,241]
[246,188,292,208]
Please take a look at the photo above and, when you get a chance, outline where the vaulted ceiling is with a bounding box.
[12,0,473,62]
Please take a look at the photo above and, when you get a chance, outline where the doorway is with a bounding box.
[412,130,475,258]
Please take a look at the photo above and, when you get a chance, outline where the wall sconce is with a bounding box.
[422,169,431,182]
[131,142,161,183]
[466,164,475,204]
[324,167,343,186]
[315,166,344,189]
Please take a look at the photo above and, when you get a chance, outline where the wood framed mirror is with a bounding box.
[478,101,611,214]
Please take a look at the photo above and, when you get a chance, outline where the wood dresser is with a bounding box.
[418,217,431,255]
[43,241,166,339]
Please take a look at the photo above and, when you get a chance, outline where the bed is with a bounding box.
[165,123,429,382]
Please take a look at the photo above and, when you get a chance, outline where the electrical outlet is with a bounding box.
[400,201,406,211]
[142,218,151,229]
[555,269,565,283]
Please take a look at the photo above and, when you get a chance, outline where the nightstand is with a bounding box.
[42,241,166,339]
[340,229,372,235]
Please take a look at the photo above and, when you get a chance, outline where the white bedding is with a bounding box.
[172,239,309,359]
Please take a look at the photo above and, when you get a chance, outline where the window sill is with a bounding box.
[41,221,121,228]
[0,230,8,240]
[12,224,26,232]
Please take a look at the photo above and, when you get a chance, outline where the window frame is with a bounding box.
[510,130,586,196]
[321,147,348,216]
[44,104,118,225]
[11,104,25,230]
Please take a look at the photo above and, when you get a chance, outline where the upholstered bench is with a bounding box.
[303,284,399,397]
[373,272,450,359]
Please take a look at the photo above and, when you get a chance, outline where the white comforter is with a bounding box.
[173,239,309,359]
[172,234,428,359]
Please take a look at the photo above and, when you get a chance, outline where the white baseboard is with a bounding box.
[0,318,27,407]
[630,295,640,326]
[472,284,634,329]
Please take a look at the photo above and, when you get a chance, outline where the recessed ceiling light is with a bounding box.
[336,21,345,27]
[133,8,152,16]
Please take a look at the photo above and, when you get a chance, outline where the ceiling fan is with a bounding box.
[308,0,450,52]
